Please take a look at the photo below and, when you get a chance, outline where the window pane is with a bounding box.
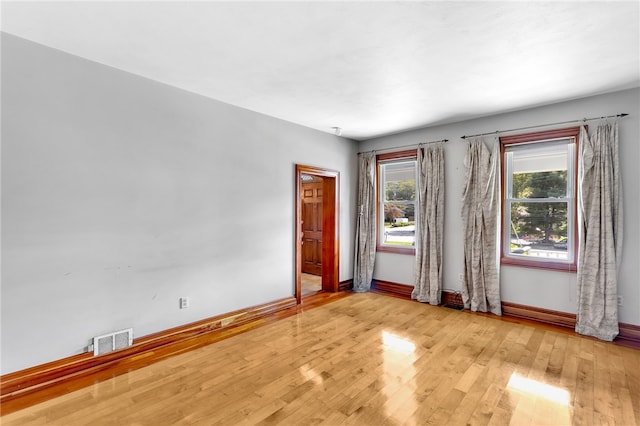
[382,162,415,202]
[383,201,415,222]
[509,140,569,173]
[508,201,569,260]
[509,141,569,199]
[513,170,567,199]
[383,201,415,246]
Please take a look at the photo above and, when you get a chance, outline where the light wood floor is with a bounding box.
[2,292,639,425]
[301,273,322,296]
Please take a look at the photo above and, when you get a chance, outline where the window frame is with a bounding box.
[376,149,417,255]
[499,127,580,272]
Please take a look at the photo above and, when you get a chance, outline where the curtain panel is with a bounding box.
[353,152,377,292]
[461,138,502,315]
[575,122,623,341]
[412,143,445,305]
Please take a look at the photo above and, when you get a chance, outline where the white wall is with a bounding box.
[2,32,637,376]
[360,88,640,326]
[0,34,358,374]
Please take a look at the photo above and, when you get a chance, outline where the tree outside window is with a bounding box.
[511,170,568,244]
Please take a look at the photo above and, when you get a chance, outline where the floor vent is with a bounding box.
[443,291,464,311]
[92,328,133,356]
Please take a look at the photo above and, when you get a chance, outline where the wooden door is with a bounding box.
[301,180,322,275]
[295,164,340,303]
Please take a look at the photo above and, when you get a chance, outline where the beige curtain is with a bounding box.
[353,151,376,292]
[576,122,623,341]
[461,138,501,315]
[412,143,445,305]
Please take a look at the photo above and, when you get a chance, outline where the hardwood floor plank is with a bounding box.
[573,353,596,425]
[486,405,512,426]
[559,335,581,406]
[546,333,568,384]
[454,362,485,393]
[608,345,637,425]
[622,345,640,422]
[593,342,615,419]
[2,292,639,425]
[423,388,465,425]
[468,383,503,425]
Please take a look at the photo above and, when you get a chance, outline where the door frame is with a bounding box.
[295,164,340,304]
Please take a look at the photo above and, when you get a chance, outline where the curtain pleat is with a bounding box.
[353,152,377,292]
[461,138,502,315]
[412,144,445,305]
[575,122,623,341]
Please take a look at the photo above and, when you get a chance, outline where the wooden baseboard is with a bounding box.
[618,323,640,346]
[370,279,640,348]
[501,301,576,329]
[370,279,413,299]
[370,280,463,308]
[1,296,297,413]
[501,301,639,348]
[339,279,353,292]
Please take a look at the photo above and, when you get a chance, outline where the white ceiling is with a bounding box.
[2,1,639,140]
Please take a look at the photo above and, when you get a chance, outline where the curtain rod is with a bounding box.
[359,139,448,155]
[460,113,628,139]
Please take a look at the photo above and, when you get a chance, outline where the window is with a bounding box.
[377,150,417,254]
[500,127,579,271]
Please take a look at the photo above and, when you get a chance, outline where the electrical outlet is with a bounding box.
[458,273,464,282]
[180,297,190,309]
[617,295,623,306]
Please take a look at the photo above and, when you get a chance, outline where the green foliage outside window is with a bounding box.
[385,180,415,202]
[511,170,568,243]
[384,180,415,224]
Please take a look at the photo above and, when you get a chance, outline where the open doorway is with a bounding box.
[295,165,339,304]
[300,173,323,296]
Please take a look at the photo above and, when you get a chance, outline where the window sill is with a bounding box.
[501,256,576,272]
[376,245,415,255]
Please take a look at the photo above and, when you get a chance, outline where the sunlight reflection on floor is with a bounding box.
[382,331,416,354]
[299,365,323,386]
[382,331,418,424]
[507,373,569,405]
[507,372,571,424]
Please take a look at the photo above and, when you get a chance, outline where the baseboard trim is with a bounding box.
[618,323,640,346]
[370,279,413,299]
[370,280,463,308]
[501,301,576,329]
[502,301,640,348]
[370,279,640,348]
[339,279,353,292]
[1,296,297,413]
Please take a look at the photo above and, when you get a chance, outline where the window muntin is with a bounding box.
[377,152,417,254]
[501,129,578,271]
